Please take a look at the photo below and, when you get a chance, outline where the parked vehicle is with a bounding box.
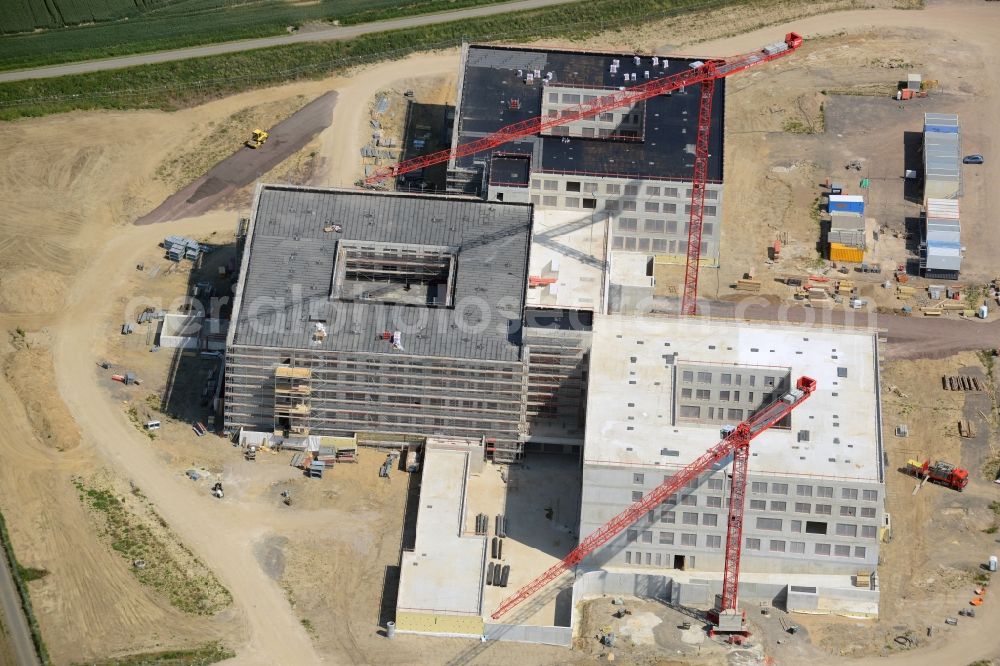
[963,154,984,165]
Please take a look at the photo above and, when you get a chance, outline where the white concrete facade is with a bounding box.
[578,315,885,612]
[490,173,723,263]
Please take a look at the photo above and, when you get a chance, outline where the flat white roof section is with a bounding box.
[397,445,486,616]
[526,209,607,310]
[610,252,654,288]
[585,316,881,481]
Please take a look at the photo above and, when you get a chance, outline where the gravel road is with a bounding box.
[658,298,1000,360]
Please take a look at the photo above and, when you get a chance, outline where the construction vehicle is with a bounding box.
[245,445,257,461]
[896,88,927,101]
[365,33,804,316]
[491,376,817,634]
[905,459,969,491]
[246,128,269,149]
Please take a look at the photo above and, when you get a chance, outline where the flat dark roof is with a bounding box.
[490,154,531,187]
[230,186,533,362]
[455,45,725,183]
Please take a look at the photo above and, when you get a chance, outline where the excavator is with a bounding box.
[246,128,269,149]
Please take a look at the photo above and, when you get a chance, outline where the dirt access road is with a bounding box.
[138,91,337,225]
[52,211,323,666]
[0,0,582,83]
[659,297,1000,360]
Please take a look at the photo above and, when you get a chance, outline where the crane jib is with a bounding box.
[365,35,800,185]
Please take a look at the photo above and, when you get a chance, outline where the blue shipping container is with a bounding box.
[828,201,865,214]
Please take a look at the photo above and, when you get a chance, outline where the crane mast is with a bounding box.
[365,33,803,314]
[491,376,817,626]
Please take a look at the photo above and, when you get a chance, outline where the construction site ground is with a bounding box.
[2,0,1000,664]
[470,456,582,627]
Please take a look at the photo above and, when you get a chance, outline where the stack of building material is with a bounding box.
[284,439,307,452]
[923,198,961,280]
[162,235,203,262]
[855,571,872,588]
[318,435,357,463]
[923,113,960,200]
[314,446,337,465]
[828,194,865,263]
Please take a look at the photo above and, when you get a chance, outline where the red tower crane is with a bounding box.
[491,375,818,631]
[364,33,803,314]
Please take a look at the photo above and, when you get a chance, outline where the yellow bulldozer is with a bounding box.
[246,128,269,149]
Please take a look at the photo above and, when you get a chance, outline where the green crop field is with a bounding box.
[2,0,167,33]
[0,0,807,120]
[0,0,511,71]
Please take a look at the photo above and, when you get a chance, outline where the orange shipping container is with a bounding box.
[829,242,864,263]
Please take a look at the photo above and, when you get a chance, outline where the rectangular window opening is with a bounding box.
[805,521,828,535]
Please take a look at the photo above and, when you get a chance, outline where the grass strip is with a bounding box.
[0,0,755,120]
[73,641,234,666]
[73,479,232,616]
[0,0,515,72]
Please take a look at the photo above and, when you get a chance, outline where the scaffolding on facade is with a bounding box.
[274,366,313,436]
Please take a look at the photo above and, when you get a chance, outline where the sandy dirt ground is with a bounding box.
[1,1,1000,664]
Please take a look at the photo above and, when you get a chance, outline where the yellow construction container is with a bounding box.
[829,243,864,263]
